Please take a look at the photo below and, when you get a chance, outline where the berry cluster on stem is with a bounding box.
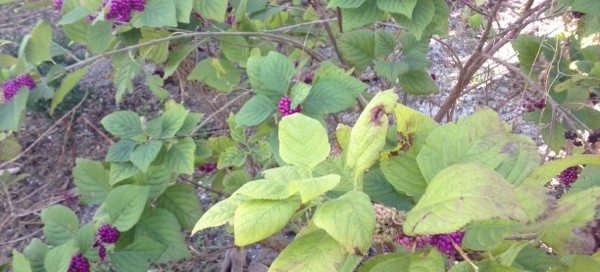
[98,224,120,244]
[373,204,404,244]
[278,96,301,117]
[522,96,545,112]
[1,74,36,102]
[67,253,90,272]
[395,231,465,256]
[198,162,217,173]
[558,166,579,186]
[104,0,146,23]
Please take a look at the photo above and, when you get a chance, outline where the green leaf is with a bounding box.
[423,0,450,38]
[217,146,247,169]
[251,141,271,162]
[338,31,375,70]
[391,0,435,40]
[174,0,193,23]
[20,20,52,64]
[247,55,280,99]
[512,244,559,271]
[187,58,241,92]
[462,219,522,251]
[12,250,32,272]
[110,162,139,185]
[43,241,77,272]
[87,20,112,54]
[156,184,202,230]
[377,0,417,18]
[176,112,203,136]
[380,153,427,198]
[145,74,170,100]
[363,167,414,211]
[220,36,250,66]
[313,191,375,254]
[538,188,600,255]
[278,114,330,170]
[138,30,170,64]
[76,223,96,255]
[234,179,291,200]
[398,70,438,95]
[261,52,294,95]
[270,229,347,272]
[191,195,245,234]
[375,30,397,57]
[570,166,600,194]
[360,252,445,272]
[393,103,439,155]
[112,54,141,104]
[341,0,384,32]
[223,170,250,194]
[50,66,90,115]
[160,107,189,138]
[235,95,276,126]
[346,90,398,182]
[101,111,144,139]
[131,0,177,27]
[234,197,301,246]
[522,155,600,186]
[164,138,195,174]
[102,185,150,231]
[290,82,311,108]
[135,209,191,262]
[0,89,29,131]
[290,174,341,203]
[375,60,409,83]
[301,74,368,115]
[495,135,540,184]
[107,140,138,162]
[23,239,49,272]
[58,7,93,25]
[570,0,600,14]
[41,205,79,246]
[328,0,367,8]
[262,165,311,182]
[511,35,544,76]
[196,0,228,21]
[109,237,167,272]
[403,163,528,235]
[130,141,163,173]
[163,45,195,79]
[72,158,112,204]
[417,109,511,183]
[131,165,172,198]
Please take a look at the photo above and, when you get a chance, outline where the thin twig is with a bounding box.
[452,240,479,272]
[190,90,252,135]
[83,117,115,145]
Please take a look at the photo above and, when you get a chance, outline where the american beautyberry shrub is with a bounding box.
[396,233,432,252]
[430,232,465,256]
[1,74,36,101]
[278,96,301,117]
[67,253,90,272]
[97,224,120,244]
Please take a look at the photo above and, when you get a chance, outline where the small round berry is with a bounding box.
[558,166,579,186]
[572,11,585,18]
[97,224,120,244]
[564,130,577,140]
[226,16,234,26]
[67,253,90,272]
[55,0,63,10]
[533,99,545,109]
[303,72,314,84]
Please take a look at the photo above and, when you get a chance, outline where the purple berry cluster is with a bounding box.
[67,253,90,272]
[588,129,600,145]
[303,71,314,84]
[572,11,585,18]
[97,224,120,244]
[278,96,301,117]
[104,0,146,22]
[430,232,465,256]
[558,166,579,186]
[198,162,217,173]
[396,233,431,252]
[93,241,107,260]
[395,231,465,256]
[55,0,63,10]
[522,97,545,112]
[226,16,235,26]
[1,74,36,101]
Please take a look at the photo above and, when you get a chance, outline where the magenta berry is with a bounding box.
[67,253,90,272]
[430,232,465,257]
[588,129,600,144]
[104,0,145,22]
[97,224,120,244]
[198,162,217,173]
[558,166,579,186]
[55,0,63,10]
[278,96,301,117]
[396,233,431,252]
[226,16,234,26]
[1,74,36,101]
[94,242,107,260]
[303,71,314,84]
